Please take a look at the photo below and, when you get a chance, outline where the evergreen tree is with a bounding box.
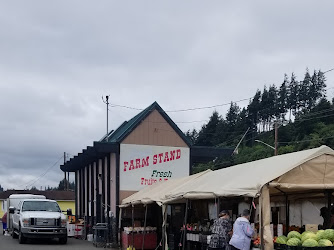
[185,129,198,145]
[287,73,299,120]
[298,69,312,112]
[309,70,318,110]
[259,86,270,131]
[0,184,3,192]
[57,178,75,191]
[248,90,261,132]
[268,84,279,123]
[278,74,289,120]
[195,111,221,146]
[316,70,327,99]
[226,102,240,127]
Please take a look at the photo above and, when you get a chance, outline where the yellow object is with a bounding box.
[127,246,135,250]
[57,200,76,215]
[0,200,4,218]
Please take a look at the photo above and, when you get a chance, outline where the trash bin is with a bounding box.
[93,223,109,248]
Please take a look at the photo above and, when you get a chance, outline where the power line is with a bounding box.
[279,135,334,145]
[108,98,251,113]
[165,98,251,112]
[324,68,334,74]
[294,112,334,123]
[17,155,64,189]
[140,120,209,124]
[109,103,143,111]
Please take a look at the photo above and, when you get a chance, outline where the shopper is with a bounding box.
[2,212,7,235]
[209,210,232,250]
[320,207,331,229]
[229,209,254,250]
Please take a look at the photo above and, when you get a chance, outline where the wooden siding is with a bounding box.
[122,110,188,147]
[120,190,137,203]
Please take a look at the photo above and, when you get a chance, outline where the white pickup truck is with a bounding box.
[10,198,68,244]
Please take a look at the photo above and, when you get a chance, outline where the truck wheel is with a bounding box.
[59,237,68,244]
[18,227,26,244]
[12,230,18,239]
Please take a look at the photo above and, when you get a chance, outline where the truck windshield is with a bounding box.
[22,201,61,212]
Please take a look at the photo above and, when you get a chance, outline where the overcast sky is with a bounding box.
[1,1,334,190]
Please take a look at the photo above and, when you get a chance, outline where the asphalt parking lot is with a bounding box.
[0,222,118,250]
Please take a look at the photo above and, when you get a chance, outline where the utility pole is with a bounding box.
[102,95,110,142]
[64,152,67,190]
[274,122,278,156]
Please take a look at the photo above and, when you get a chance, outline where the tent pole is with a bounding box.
[327,190,332,229]
[162,205,167,250]
[142,205,148,250]
[285,195,288,233]
[259,194,263,249]
[132,205,134,248]
[118,207,123,248]
[182,199,189,250]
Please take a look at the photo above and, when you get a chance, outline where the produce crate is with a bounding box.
[301,248,334,250]
[274,243,286,249]
[278,246,334,250]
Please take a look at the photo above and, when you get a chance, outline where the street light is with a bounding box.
[254,140,276,150]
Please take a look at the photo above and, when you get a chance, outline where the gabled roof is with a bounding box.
[61,102,233,172]
[102,101,191,146]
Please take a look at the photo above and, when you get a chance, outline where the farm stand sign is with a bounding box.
[120,144,190,191]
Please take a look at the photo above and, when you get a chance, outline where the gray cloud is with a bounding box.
[0,0,334,189]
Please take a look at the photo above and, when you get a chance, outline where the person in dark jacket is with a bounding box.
[209,210,233,250]
[229,209,254,250]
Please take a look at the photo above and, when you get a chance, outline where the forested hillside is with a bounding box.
[186,69,334,173]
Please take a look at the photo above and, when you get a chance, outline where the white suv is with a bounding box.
[11,199,68,244]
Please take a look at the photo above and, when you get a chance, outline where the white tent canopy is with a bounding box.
[121,145,334,250]
[122,145,334,206]
[120,170,211,207]
[164,145,334,201]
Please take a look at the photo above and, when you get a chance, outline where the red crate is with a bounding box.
[122,231,157,250]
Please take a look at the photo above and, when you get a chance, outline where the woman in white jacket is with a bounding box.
[229,209,254,250]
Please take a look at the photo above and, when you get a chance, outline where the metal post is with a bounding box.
[327,190,332,229]
[118,208,123,249]
[275,122,278,156]
[182,200,189,250]
[285,195,289,235]
[64,152,67,190]
[67,172,70,190]
[106,96,109,142]
[162,205,166,250]
[142,205,148,250]
[132,205,134,248]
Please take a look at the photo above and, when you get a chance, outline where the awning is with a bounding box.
[122,145,334,206]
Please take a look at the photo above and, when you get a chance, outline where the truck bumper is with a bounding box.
[21,227,67,238]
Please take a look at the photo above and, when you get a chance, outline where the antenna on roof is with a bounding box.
[102,95,110,142]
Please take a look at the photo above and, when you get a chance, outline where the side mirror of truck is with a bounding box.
[9,207,15,214]
[66,209,72,216]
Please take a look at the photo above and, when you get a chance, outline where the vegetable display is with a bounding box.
[269,229,334,248]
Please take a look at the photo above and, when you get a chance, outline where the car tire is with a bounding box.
[12,230,18,239]
[18,227,26,244]
[59,236,68,244]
